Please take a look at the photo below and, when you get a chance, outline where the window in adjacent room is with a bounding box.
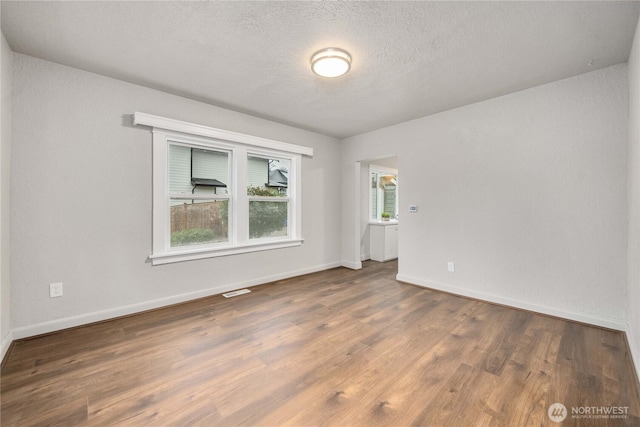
[370,165,398,222]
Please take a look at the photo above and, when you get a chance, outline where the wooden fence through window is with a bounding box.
[170,201,227,235]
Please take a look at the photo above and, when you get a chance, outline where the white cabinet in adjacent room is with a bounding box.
[370,222,398,262]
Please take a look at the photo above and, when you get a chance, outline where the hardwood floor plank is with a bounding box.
[2,260,639,426]
[483,329,558,425]
[477,309,532,376]
[410,363,499,427]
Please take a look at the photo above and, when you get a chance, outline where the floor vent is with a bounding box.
[222,289,251,298]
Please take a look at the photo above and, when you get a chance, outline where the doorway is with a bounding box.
[358,156,398,265]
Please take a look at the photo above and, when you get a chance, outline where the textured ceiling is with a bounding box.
[2,1,639,138]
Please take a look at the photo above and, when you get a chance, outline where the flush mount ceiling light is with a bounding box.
[311,48,352,78]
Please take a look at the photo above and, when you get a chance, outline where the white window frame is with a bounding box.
[133,112,313,265]
[369,165,399,222]
[167,140,233,250]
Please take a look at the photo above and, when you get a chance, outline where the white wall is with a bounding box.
[10,54,341,337]
[1,32,12,358]
[627,16,640,379]
[342,64,629,330]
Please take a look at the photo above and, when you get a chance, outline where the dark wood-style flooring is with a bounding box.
[1,260,639,426]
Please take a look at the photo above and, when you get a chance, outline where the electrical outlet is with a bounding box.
[447,262,455,273]
[408,205,418,213]
[50,282,63,298]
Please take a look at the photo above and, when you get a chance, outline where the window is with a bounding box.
[169,144,230,247]
[133,112,313,265]
[247,155,290,239]
[370,165,398,222]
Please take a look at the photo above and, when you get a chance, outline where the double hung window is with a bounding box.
[169,144,230,247]
[247,154,291,239]
[134,113,312,265]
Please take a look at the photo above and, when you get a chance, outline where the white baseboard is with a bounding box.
[12,261,342,340]
[396,274,627,331]
[1,330,13,362]
[361,253,370,261]
[341,260,362,270]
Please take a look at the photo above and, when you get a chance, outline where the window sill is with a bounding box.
[150,239,304,265]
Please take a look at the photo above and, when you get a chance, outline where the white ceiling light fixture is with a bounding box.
[311,48,352,78]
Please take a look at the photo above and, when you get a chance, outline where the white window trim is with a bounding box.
[134,112,313,156]
[134,112,313,265]
[369,165,398,223]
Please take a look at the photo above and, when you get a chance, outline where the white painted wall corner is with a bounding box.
[396,273,628,332]
[1,330,13,362]
[626,323,640,386]
[341,260,362,270]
